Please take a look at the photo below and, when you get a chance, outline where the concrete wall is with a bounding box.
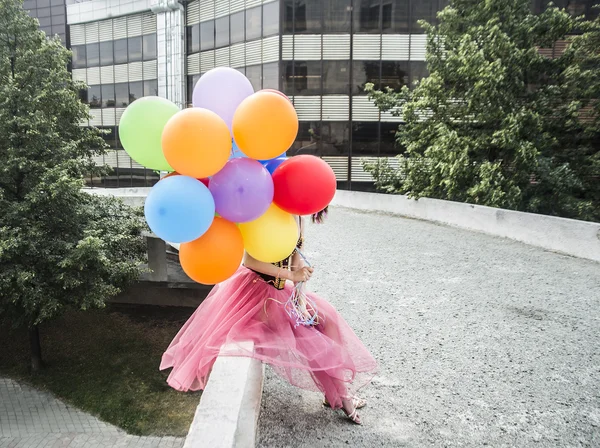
[86,187,600,263]
[331,190,600,263]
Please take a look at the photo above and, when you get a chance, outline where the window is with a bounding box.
[215,16,229,48]
[284,0,294,32]
[88,85,101,108]
[50,0,63,6]
[38,17,51,27]
[321,122,349,156]
[51,13,65,25]
[323,0,351,33]
[230,11,245,44]
[380,123,400,155]
[51,5,63,15]
[187,75,200,105]
[291,61,321,95]
[144,79,158,97]
[263,1,279,36]
[410,61,428,86]
[381,61,408,92]
[293,121,320,154]
[246,6,262,40]
[101,84,115,108]
[353,60,380,94]
[262,62,279,89]
[322,60,349,95]
[128,36,142,62]
[283,61,294,94]
[383,0,408,33]
[246,65,262,91]
[294,0,322,33]
[352,122,379,156]
[355,0,381,33]
[129,81,143,103]
[78,88,88,104]
[411,0,435,33]
[143,33,157,60]
[71,45,86,68]
[187,24,200,53]
[381,3,392,30]
[115,82,129,107]
[86,42,99,67]
[114,38,127,64]
[37,0,50,7]
[101,126,117,149]
[200,21,215,51]
[37,6,51,17]
[100,41,113,66]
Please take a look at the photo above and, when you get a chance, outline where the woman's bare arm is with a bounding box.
[242,252,293,280]
[290,217,304,272]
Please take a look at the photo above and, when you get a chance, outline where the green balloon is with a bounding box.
[119,96,179,171]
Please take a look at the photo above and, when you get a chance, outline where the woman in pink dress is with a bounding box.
[160,207,378,424]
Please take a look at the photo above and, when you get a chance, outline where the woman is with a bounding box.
[160,207,377,424]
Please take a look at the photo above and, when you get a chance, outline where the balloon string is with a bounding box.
[284,249,322,328]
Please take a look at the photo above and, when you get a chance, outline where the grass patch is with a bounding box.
[0,304,200,436]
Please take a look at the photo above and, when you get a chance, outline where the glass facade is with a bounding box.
[65,0,598,189]
[69,12,160,187]
[24,0,68,45]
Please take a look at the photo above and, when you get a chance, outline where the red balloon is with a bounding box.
[272,155,336,215]
[260,89,291,103]
[161,172,210,188]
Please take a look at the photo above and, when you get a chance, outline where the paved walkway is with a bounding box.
[258,207,600,447]
[0,378,184,448]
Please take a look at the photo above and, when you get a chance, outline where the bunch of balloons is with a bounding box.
[118,67,336,285]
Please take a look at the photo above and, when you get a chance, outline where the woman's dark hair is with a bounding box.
[311,206,328,224]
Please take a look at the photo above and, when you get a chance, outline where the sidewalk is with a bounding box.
[0,377,184,448]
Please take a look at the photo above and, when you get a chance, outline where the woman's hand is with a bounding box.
[291,266,314,283]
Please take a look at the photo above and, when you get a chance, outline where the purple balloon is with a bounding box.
[209,158,274,223]
[192,68,254,133]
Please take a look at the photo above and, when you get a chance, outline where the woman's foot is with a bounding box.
[341,397,362,425]
[323,396,367,409]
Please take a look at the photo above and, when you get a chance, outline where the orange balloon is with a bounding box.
[162,108,231,178]
[232,92,299,160]
[179,217,244,285]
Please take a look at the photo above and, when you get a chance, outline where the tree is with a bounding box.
[526,9,600,221]
[366,0,599,221]
[0,0,146,371]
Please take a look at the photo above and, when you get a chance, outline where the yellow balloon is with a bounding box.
[239,204,298,263]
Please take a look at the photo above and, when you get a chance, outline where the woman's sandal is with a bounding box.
[343,405,362,425]
[323,397,366,425]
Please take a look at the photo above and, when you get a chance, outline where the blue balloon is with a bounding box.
[230,141,246,160]
[144,176,215,243]
[258,151,287,164]
[262,157,287,175]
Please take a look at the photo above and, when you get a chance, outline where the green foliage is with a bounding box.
[0,0,146,329]
[366,0,600,221]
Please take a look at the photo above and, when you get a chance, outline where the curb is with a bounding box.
[184,342,265,448]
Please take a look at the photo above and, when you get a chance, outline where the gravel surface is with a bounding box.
[257,207,600,447]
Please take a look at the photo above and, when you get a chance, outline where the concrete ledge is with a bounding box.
[332,190,600,263]
[184,342,264,448]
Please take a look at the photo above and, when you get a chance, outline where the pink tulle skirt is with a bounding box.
[160,266,377,409]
